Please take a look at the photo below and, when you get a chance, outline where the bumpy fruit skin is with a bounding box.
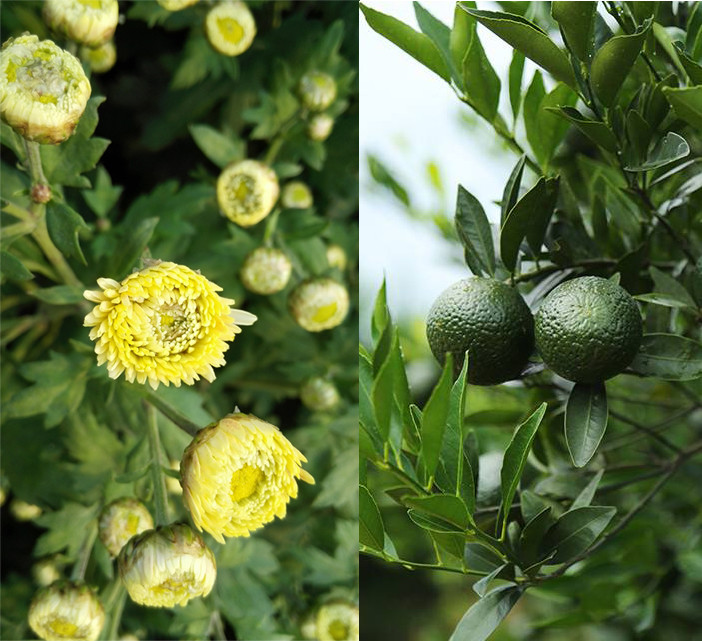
[426,277,534,385]
[535,276,643,383]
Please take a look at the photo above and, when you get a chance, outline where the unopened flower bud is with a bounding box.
[118,523,216,608]
[307,113,334,141]
[300,377,340,412]
[240,247,292,295]
[205,2,256,57]
[44,0,119,48]
[32,557,62,587]
[316,601,359,641]
[28,580,105,641]
[0,35,91,144]
[326,244,347,271]
[10,499,42,521]
[281,181,313,209]
[157,0,200,10]
[80,40,116,74]
[31,183,52,204]
[216,159,279,227]
[299,71,337,112]
[289,278,349,332]
[98,498,154,558]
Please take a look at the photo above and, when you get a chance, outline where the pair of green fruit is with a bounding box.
[426,276,643,385]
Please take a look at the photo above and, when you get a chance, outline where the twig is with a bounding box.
[609,409,683,454]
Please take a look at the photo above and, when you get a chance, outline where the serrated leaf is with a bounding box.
[455,186,495,276]
[110,217,159,279]
[46,201,89,264]
[449,585,522,641]
[629,333,702,380]
[565,382,608,468]
[82,166,122,217]
[35,503,98,559]
[189,124,245,168]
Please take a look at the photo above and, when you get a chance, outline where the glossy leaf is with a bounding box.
[500,155,526,226]
[542,506,616,563]
[549,106,618,152]
[404,494,471,530]
[551,2,597,61]
[360,486,385,551]
[662,86,702,130]
[473,564,508,597]
[519,506,555,566]
[414,2,459,84]
[455,186,495,276]
[462,29,501,121]
[408,509,465,533]
[629,333,702,380]
[508,51,525,121]
[421,355,454,478]
[371,279,390,345]
[464,543,505,573]
[449,585,522,641]
[624,132,690,172]
[649,266,697,308]
[565,382,609,468]
[571,470,604,510]
[450,1,474,72]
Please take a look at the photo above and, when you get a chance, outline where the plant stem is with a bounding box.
[263,109,302,165]
[510,258,617,284]
[209,610,228,641]
[146,402,170,526]
[23,139,48,187]
[106,585,127,641]
[609,409,683,454]
[142,388,201,437]
[70,522,98,581]
[262,207,282,246]
[361,546,484,576]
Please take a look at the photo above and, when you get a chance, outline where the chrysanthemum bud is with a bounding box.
[98,498,154,558]
[157,0,200,10]
[181,412,314,542]
[83,260,257,389]
[289,278,349,332]
[32,557,62,587]
[316,602,359,641]
[31,183,52,204]
[118,523,216,608]
[298,71,337,112]
[281,181,313,209]
[166,460,183,495]
[300,377,340,412]
[216,159,279,227]
[307,113,334,141]
[205,2,256,57]
[44,0,119,48]
[0,35,91,144]
[326,244,347,271]
[240,247,292,295]
[10,499,42,521]
[28,580,105,641]
[80,40,116,74]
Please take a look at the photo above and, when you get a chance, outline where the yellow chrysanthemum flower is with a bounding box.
[281,181,313,209]
[180,412,315,543]
[240,247,292,295]
[299,70,337,112]
[217,159,279,227]
[300,377,340,412]
[316,602,360,641]
[307,113,334,141]
[288,278,349,332]
[10,499,42,521]
[44,0,119,47]
[326,244,347,271]
[98,498,154,558]
[118,523,216,608]
[83,260,257,390]
[205,1,256,57]
[157,0,200,10]
[0,35,91,144]
[32,557,62,587]
[79,40,116,74]
[28,580,105,641]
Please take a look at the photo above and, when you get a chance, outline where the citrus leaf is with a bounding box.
[635,293,692,308]
[500,155,526,227]
[649,266,697,308]
[414,2,460,85]
[368,155,410,207]
[508,51,525,121]
[449,585,522,641]
[371,278,390,346]
[565,382,609,468]
[629,333,702,380]
[421,354,454,479]
[455,186,495,276]
[464,542,505,573]
[549,106,618,152]
[624,132,690,171]
[542,506,616,563]
[519,506,555,567]
[450,1,474,73]
[551,1,597,61]
[359,485,385,551]
[404,494,471,530]
[571,470,604,510]
[662,86,702,130]
[462,29,501,121]
[473,563,508,597]
[408,509,465,533]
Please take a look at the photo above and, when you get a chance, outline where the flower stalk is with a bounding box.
[147,403,170,527]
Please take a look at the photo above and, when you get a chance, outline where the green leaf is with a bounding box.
[542,506,616,563]
[519,506,555,566]
[564,382,609,468]
[367,155,410,207]
[508,51,525,121]
[460,6,576,88]
[662,86,702,130]
[550,106,618,152]
[110,217,159,279]
[35,503,98,558]
[189,124,245,168]
[30,285,85,305]
[571,470,604,510]
[500,155,526,227]
[551,2,597,61]
[450,2,474,74]
[449,585,522,641]
[360,3,450,82]
[629,333,702,380]
[371,332,400,442]
[82,166,122,217]
[46,201,89,264]
[603,180,642,241]
[499,403,547,535]
[404,494,471,529]
[590,20,651,106]
[462,29,501,121]
[675,43,702,84]
[473,564,508,597]
[624,132,690,171]
[408,510,465,533]
[649,266,697,308]
[421,354,454,479]
[635,293,693,308]
[1,250,33,281]
[414,2,460,84]
[455,186,495,276]
[371,279,390,350]
[359,485,385,551]
[500,177,559,272]
[464,542,505,573]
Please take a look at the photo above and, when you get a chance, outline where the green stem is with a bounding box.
[146,402,170,526]
[263,109,302,165]
[105,584,127,641]
[209,610,227,641]
[262,207,282,246]
[141,388,201,437]
[23,139,48,187]
[360,546,483,576]
[70,522,97,582]
[510,258,617,284]
[31,212,84,288]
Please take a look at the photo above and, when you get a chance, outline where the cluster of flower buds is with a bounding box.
[298,70,338,141]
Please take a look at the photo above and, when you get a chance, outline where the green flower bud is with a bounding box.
[44,0,119,48]
[98,497,154,558]
[289,278,349,332]
[79,40,116,74]
[0,35,91,144]
[240,247,292,295]
[326,244,347,271]
[307,113,334,141]
[32,556,62,587]
[157,0,200,10]
[281,181,313,209]
[300,377,340,412]
[217,159,279,227]
[10,499,42,521]
[316,601,359,641]
[299,70,337,112]
[206,1,256,57]
[28,580,105,641]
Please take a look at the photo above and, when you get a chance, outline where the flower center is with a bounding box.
[152,571,196,597]
[225,174,261,214]
[10,53,69,105]
[312,302,338,323]
[217,17,244,44]
[78,0,103,7]
[47,618,79,638]
[230,464,264,502]
[146,297,202,356]
[328,619,350,641]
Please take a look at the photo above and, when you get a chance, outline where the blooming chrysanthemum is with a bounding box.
[316,602,360,641]
[10,499,42,521]
[28,580,105,641]
[240,247,292,295]
[98,498,154,558]
[79,40,116,74]
[326,244,347,271]
[217,159,279,227]
[300,377,340,412]
[0,35,91,144]
[83,260,257,390]
[288,278,349,332]
[281,181,313,209]
[180,412,315,542]
[118,524,216,608]
[307,113,334,141]
[298,70,337,112]
[205,2,256,57]
[157,0,200,10]
[32,557,62,587]
[44,0,119,47]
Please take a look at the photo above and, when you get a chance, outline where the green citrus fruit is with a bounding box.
[535,276,642,383]
[426,277,534,385]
